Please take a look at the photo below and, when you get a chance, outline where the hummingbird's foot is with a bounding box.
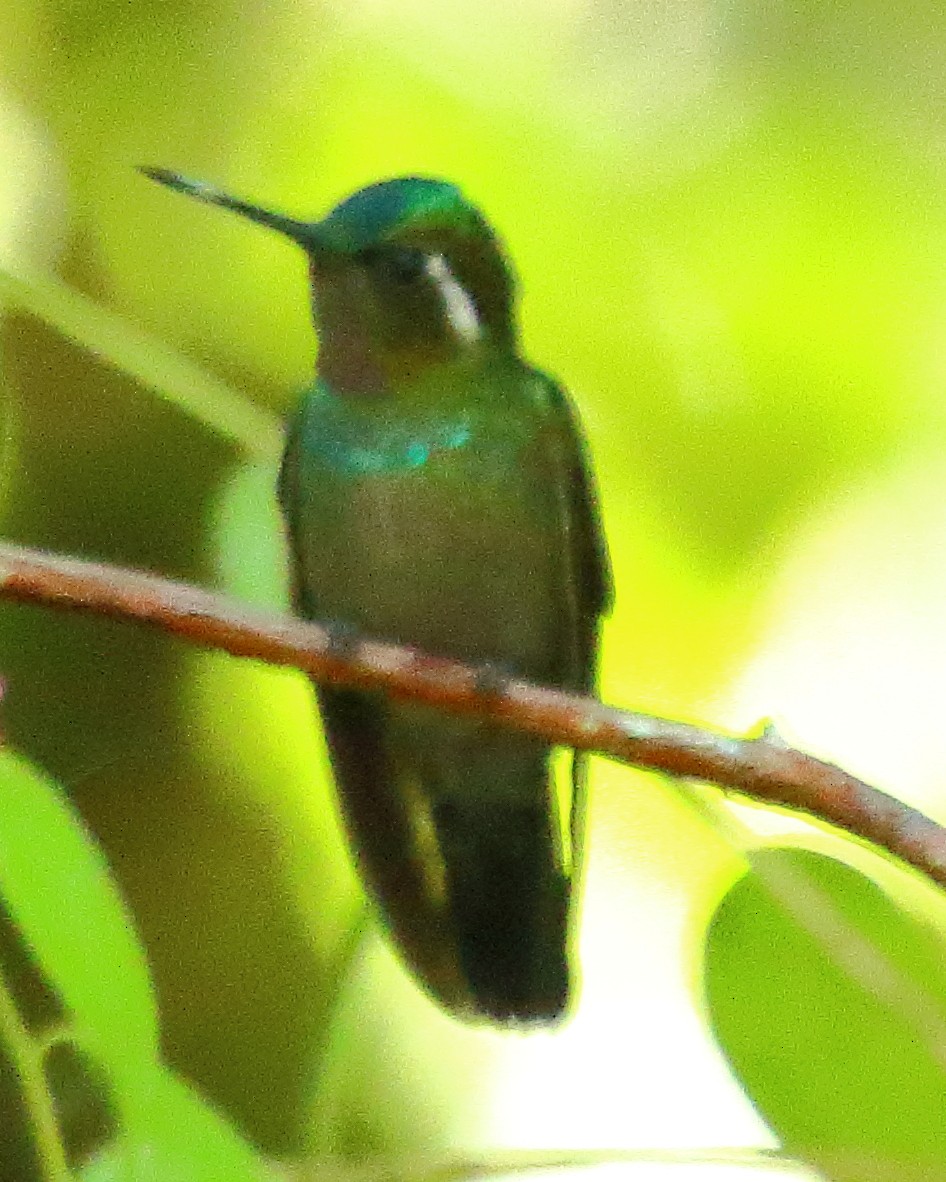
[472,661,514,699]
[323,619,361,659]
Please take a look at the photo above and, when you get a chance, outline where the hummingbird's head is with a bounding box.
[141,169,518,392]
[309,177,519,390]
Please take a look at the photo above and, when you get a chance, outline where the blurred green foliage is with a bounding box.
[0,750,272,1178]
[4,1,946,1178]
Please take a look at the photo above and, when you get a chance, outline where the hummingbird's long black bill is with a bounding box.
[139,166,319,250]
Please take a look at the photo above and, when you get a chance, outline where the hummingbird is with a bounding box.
[142,167,613,1023]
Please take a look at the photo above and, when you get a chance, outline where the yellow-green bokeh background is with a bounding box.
[4,0,946,1173]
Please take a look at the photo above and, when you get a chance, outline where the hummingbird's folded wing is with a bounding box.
[530,372,613,694]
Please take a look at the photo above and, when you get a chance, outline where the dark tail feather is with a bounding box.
[432,791,571,1023]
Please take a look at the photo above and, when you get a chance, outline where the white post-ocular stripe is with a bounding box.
[427,253,482,344]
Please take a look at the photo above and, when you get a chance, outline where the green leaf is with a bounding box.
[0,750,156,1070]
[79,1065,276,1182]
[0,749,277,1179]
[705,848,946,1177]
[0,751,151,1175]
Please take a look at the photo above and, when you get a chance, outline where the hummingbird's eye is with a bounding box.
[366,246,428,285]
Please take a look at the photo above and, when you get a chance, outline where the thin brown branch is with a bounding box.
[1,541,945,891]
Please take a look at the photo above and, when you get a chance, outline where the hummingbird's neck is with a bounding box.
[316,324,498,397]
[316,328,388,396]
